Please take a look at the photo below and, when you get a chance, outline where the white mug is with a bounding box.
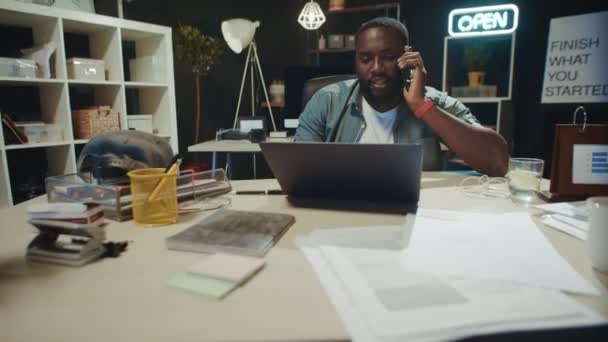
[587,196,608,273]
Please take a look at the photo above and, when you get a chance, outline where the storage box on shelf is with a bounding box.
[0,57,37,78]
[15,122,63,143]
[71,106,121,139]
[127,114,153,134]
[0,1,178,207]
[66,58,105,81]
[129,55,164,83]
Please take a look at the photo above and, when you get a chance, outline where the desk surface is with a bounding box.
[1,173,607,342]
[188,137,293,153]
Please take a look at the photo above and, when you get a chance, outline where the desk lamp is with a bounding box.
[221,19,280,134]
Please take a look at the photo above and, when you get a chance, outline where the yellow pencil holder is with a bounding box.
[128,168,178,226]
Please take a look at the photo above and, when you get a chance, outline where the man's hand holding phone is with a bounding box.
[397,45,428,114]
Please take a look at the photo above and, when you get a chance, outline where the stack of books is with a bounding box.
[26,203,106,266]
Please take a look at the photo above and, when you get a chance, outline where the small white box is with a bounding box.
[0,57,37,78]
[127,115,154,134]
[67,58,105,81]
[15,122,62,143]
[129,56,164,83]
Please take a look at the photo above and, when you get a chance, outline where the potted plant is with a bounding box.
[174,24,224,144]
[463,42,491,87]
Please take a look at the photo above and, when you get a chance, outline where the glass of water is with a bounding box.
[507,158,544,203]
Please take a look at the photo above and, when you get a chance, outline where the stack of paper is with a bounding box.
[534,202,589,240]
[298,212,604,342]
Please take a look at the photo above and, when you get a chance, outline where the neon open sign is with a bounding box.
[449,4,519,37]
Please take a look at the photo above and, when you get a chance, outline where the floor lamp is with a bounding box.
[221,19,278,132]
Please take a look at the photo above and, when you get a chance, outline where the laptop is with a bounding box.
[260,142,423,204]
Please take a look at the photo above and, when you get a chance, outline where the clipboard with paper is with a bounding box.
[540,107,608,202]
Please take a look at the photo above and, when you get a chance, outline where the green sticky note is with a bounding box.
[167,272,237,299]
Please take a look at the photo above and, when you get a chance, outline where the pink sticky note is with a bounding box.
[188,253,265,283]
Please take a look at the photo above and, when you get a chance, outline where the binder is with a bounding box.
[540,107,608,202]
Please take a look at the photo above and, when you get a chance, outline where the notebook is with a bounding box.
[188,253,265,283]
[166,209,295,257]
[260,142,423,203]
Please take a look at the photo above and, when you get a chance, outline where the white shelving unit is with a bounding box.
[0,1,178,207]
[442,32,516,136]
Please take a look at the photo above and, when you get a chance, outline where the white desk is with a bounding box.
[188,137,293,178]
[1,173,607,342]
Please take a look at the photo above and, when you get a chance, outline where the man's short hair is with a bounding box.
[355,17,409,46]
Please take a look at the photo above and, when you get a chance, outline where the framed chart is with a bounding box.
[540,107,608,202]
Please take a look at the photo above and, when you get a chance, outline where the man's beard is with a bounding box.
[358,78,403,107]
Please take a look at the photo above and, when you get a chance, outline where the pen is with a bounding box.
[147,154,182,202]
[235,190,266,195]
[235,190,284,195]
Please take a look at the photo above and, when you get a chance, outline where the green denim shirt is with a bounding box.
[294,79,480,170]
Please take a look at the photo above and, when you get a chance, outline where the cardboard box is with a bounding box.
[67,58,105,81]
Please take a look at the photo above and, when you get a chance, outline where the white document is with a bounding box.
[298,227,604,342]
[534,201,589,218]
[550,214,589,231]
[309,225,409,251]
[401,212,599,295]
[324,246,599,339]
[572,144,608,184]
[542,215,588,240]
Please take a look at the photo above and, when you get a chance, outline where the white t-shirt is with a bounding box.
[359,98,398,144]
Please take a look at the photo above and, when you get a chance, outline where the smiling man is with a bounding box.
[295,17,508,176]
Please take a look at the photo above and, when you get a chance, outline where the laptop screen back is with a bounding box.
[260,142,423,203]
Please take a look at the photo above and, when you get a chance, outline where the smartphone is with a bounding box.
[401,66,414,88]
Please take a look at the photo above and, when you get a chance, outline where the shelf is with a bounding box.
[260,101,285,108]
[454,97,510,103]
[309,48,355,54]
[3,141,71,150]
[326,3,400,14]
[124,81,168,88]
[0,1,177,208]
[67,80,122,86]
[0,77,65,85]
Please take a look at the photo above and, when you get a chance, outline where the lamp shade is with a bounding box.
[298,1,326,30]
[221,19,260,54]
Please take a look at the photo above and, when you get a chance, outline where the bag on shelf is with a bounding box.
[72,106,121,139]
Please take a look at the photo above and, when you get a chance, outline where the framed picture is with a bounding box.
[51,0,96,13]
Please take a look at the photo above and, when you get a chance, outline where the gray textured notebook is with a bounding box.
[166,209,295,257]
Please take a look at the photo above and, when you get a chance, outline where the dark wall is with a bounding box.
[119,0,608,177]
[399,0,608,175]
[122,0,309,172]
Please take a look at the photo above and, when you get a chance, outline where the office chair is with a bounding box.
[301,74,356,107]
